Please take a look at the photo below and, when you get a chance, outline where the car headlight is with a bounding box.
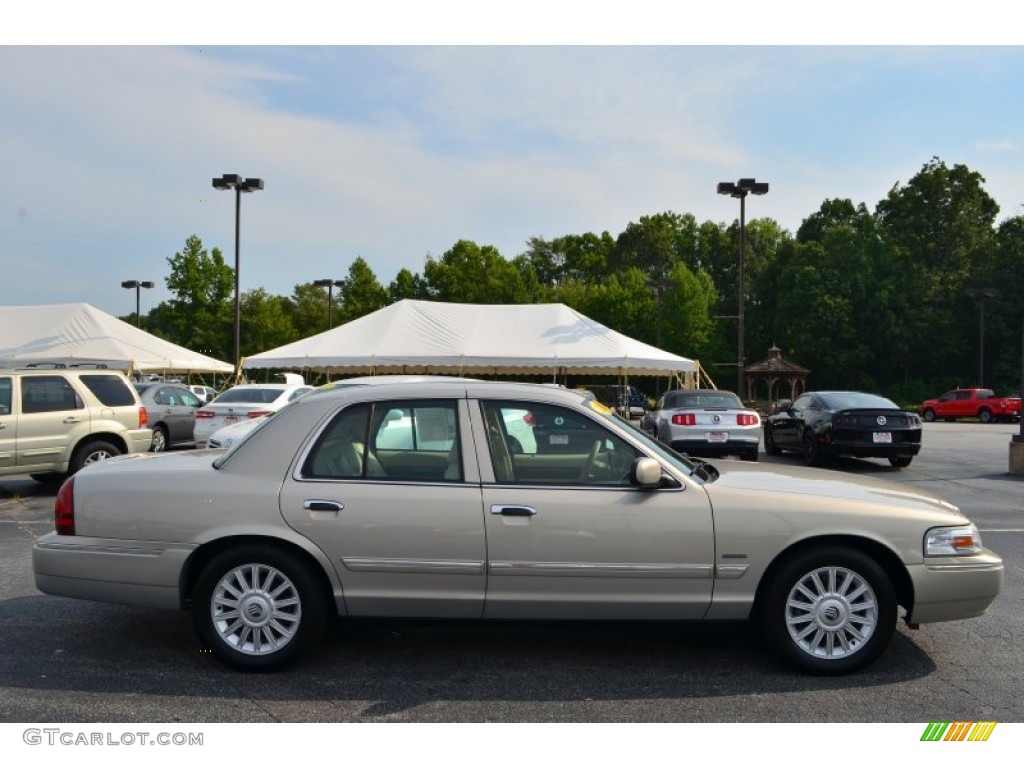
[925,524,982,556]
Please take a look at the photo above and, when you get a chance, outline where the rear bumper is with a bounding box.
[671,435,761,457]
[32,532,194,610]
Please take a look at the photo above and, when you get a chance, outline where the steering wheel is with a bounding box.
[579,439,603,481]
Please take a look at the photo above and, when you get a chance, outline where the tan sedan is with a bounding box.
[32,381,1002,674]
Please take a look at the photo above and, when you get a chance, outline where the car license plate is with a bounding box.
[873,432,892,443]
[706,432,728,443]
[224,415,239,424]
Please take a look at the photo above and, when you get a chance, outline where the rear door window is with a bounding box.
[79,374,136,407]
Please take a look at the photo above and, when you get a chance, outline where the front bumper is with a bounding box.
[905,549,1003,624]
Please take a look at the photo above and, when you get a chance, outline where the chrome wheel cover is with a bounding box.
[785,566,877,659]
[211,563,302,656]
[151,429,167,452]
[83,448,114,465]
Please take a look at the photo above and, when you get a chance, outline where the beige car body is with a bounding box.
[0,369,152,477]
[33,380,1002,672]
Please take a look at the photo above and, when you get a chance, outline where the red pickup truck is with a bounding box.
[920,388,1022,423]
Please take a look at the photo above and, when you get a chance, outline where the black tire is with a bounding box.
[802,431,824,467]
[978,408,993,424]
[758,547,897,675]
[192,545,327,671]
[763,427,781,456]
[888,456,912,468]
[70,439,121,475]
[922,408,936,422]
[150,425,169,453]
[30,472,66,486]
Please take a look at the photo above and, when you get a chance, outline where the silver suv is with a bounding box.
[0,367,153,482]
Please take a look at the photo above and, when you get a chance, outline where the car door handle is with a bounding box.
[303,499,344,512]
[62,417,81,424]
[490,504,536,517]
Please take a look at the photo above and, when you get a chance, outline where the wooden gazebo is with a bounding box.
[743,345,810,410]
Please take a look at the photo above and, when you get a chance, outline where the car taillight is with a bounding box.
[138,406,148,427]
[672,413,696,426]
[836,414,858,426]
[195,410,214,419]
[55,477,75,536]
[248,410,272,419]
[736,413,759,426]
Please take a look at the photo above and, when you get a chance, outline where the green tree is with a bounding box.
[239,288,296,358]
[875,157,1000,394]
[338,257,389,324]
[162,234,234,359]
[423,240,536,303]
[388,268,430,302]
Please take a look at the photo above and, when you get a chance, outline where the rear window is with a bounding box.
[214,387,286,404]
[820,392,899,410]
[79,374,137,407]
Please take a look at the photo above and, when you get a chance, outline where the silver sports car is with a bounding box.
[33,381,1002,675]
[648,389,761,461]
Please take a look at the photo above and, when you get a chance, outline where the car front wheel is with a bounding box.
[759,548,897,675]
[922,408,936,422]
[192,545,327,671]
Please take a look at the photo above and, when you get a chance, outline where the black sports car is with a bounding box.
[763,390,922,468]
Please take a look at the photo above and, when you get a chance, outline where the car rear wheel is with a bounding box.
[888,456,912,468]
[922,408,936,422]
[192,545,327,671]
[764,427,781,456]
[759,548,897,675]
[70,439,121,474]
[802,431,823,467]
[978,408,993,424]
[150,425,168,452]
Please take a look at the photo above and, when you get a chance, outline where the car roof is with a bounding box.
[300,379,592,407]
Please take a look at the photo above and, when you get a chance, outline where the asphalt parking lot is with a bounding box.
[1,421,1022,723]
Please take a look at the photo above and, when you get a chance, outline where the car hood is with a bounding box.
[704,460,963,517]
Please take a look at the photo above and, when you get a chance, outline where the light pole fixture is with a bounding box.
[212,173,264,380]
[966,287,999,387]
[120,279,154,328]
[313,279,344,329]
[717,177,769,399]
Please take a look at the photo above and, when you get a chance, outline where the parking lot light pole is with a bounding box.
[966,288,999,388]
[212,174,264,381]
[120,280,154,328]
[313,279,344,330]
[717,178,769,399]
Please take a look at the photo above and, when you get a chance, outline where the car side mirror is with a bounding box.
[631,457,662,488]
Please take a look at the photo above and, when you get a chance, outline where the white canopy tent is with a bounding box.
[0,303,233,375]
[244,299,699,381]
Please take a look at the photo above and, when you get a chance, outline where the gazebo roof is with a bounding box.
[745,345,810,375]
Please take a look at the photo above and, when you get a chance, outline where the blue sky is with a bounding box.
[3,5,1024,319]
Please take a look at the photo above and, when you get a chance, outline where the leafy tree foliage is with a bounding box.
[137,156,1022,399]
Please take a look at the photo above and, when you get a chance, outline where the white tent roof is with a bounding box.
[244,299,697,376]
[0,303,233,374]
